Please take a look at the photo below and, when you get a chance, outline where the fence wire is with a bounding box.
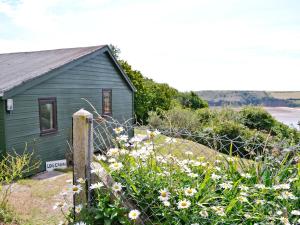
[89,116,300,225]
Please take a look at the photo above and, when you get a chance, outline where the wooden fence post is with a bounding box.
[73,109,93,208]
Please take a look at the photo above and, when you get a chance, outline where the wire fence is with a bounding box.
[84,115,300,225]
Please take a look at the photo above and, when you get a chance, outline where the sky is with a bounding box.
[0,0,300,92]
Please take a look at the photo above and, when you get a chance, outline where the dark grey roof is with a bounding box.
[0,45,106,96]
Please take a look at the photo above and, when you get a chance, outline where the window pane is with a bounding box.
[103,90,111,114]
[40,103,53,130]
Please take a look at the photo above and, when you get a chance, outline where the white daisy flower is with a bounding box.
[239,185,249,191]
[254,184,266,189]
[215,166,221,171]
[187,173,198,178]
[184,187,197,197]
[177,199,191,209]
[244,213,252,219]
[147,130,160,139]
[211,206,226,216]
[211,173,221,180]
[219,181,233,190]
[255,199,265,205]
[278,191,298,200]
[237,196,248,203]
[113,127,124,134]
[69,184,82,195]
[75,204,83,214]
[240,173,252,179]
[117,135,128,142]
[291,210,300,216]
[74,222,87,225]
[107,148,120,157]
[199,210,208,218]
[273,183,290,190]
[91,168,102,176]
[112,182,122,192]
[108,158,117,163]
[95,155,107,161]
[53,202,67,210]
[109,162,123,171]
[163,201,170,207]
[120,149,129,155]
[90,182,104,190]
[159,188,170,201]
[128,209,141,220]
[76,178,85,184]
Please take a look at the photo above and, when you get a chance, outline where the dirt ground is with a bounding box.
[6,171,72,225]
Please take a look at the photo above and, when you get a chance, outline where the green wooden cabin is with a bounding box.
[0,45,136,171]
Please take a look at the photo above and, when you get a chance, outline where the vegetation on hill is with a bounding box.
[148,106,300,157]
[196,90,300,107]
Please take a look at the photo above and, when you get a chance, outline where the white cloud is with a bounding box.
[0,0,299,91]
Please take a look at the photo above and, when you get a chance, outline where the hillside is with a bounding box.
[196,91,300,107]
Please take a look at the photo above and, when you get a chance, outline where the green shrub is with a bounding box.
[177,91,209,109]
[147,111,163,129]
[239,106,276,131]
[162,107,201,132]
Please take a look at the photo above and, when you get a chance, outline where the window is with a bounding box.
[38,97,57,135]
[102,89,112,115]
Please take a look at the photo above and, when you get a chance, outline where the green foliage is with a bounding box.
[240,106,300,144]
[161,107,201,132]
[0,149,40,223]
[177,91,208,109]
[240,106,276,131]
[148,106,300,157]
[73,192,130,225]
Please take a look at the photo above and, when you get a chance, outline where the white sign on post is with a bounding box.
[46,159,67,171]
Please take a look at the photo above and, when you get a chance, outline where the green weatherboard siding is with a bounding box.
[3,51,134,171]
[0,100,6,157]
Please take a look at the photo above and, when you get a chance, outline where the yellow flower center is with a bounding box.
[181,202,187,207]
[187,189,192,194]
[161,192,167,197]
[73,187,79,191]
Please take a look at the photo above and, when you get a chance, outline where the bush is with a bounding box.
[148,107,201,133]
[239,106,276,131]
[177,91,209,109]
[147,111,163,129]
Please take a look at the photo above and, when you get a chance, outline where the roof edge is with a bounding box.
[2,45,136,99]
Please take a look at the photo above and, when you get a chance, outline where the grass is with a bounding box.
[3,171,72,225]
[135,128,252,167]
